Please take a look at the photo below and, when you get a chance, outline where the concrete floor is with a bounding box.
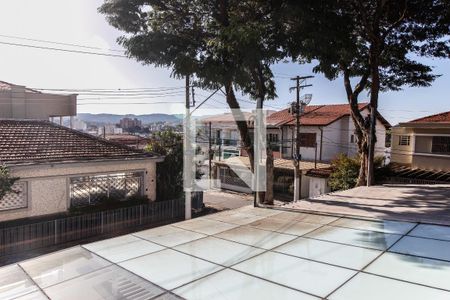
[203,190,254,211]
[281,184,450,226]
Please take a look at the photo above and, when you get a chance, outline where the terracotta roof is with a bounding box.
[305,167,333,178]
[0,120,157,166]
[267,103,391,128]
[409,111,450,124]
[214,156,330,171]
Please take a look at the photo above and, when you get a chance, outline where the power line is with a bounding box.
[32,87,185,92]
[0,41,127,58]
[0,33,124,53]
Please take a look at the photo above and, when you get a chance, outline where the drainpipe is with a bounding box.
[319,127,323,161]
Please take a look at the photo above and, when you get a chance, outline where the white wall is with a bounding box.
[0,159,158,222]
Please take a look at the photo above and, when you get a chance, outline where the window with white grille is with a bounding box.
[0,182,28,211]
[399,135,411,146]
[70,172,144,207]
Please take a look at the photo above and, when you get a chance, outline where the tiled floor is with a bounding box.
[1,206,450,300]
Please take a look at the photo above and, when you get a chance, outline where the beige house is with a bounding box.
[391,111,450,171]
[0,120,162,222]
[0,81,77,123]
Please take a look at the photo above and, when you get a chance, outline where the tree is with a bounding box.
[281,0,450,185]
[99,0,284,202]
[146,130,183,200]
[0,165,19,200]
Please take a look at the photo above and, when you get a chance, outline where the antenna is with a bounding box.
[300,94,312,105]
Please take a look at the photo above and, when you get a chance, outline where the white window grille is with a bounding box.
[399,135,411,146]
[70,172,144,207]
[0,182,27,211]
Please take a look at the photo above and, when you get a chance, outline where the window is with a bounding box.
[350,134,355,143]
[398,135,411,146]
[70,172,144,207]
[0,182,27,211]
[432,136,450,154]
[300,133,317,147]
[267,133,279,143]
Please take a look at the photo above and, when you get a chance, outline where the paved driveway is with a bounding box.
[203,190,254,211]
[282,184,450,225]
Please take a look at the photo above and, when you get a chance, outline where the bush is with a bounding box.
[329,154,386,191]
[329,154,360,191]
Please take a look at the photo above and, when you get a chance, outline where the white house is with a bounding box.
[0,120,162,222]
[266,103,391,162]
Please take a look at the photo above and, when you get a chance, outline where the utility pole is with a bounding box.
[184,75,192,220]
[290,75,313,202]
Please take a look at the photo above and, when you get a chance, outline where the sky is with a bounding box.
[0,0,449,125]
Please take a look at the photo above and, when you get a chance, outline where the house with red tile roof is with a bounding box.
[0,120,163,222]
[266,103,390,162]
[391,111,450,171]
[200,103,390,199]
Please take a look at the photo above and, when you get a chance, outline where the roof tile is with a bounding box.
[0,120,154,165]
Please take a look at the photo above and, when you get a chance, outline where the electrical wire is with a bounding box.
[0,33,125,53]
[0,41,127,58]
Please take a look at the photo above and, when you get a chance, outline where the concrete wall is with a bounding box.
[307,176,331,198]
[0,159,157,222]
[0,85,76,120]
[390,127,414,165]
[412,155,450,171]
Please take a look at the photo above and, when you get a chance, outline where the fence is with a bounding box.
[380,177,449,185]
[0,199,184,258]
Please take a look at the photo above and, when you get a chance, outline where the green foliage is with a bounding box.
[330,154,386,191]
[98,0,284,100]
[146,130,184,201]
[282,0,450,92]
[0,165,19,200]
[329,154,361,191]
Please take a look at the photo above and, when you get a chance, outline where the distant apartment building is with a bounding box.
[98,124,123,136]
[391,111,450,171]
[0,120,162,222]
[0,80,77,126]
[120,117,142,129]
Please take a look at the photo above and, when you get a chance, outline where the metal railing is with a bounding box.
[0,199,184,258]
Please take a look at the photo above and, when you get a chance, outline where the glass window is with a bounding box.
[399,135,410,146]
[70,172,144,207]
[432,136,450,154]
[300,133,317,148]
[0,182,27,211]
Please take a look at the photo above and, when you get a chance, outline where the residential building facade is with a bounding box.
[0,80,77,124]
[391,111,450,171]
[0,120,162,222]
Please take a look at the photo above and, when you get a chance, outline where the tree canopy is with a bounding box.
[281,0,450,184]
[100,0,285,176]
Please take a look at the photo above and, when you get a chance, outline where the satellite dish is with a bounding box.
[300,94,313,105]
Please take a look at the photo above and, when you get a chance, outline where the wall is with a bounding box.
[0,159,157,222]
[0,85,76,120]
[307,176,331,198]
[390,127,414,164]
[412,155,450,171]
